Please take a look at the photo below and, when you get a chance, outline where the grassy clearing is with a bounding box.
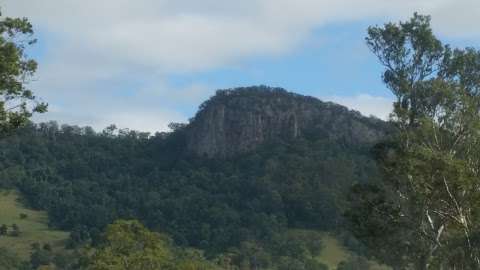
[316,233,350,269]
[0,190,69,259]
[314,232,390,270]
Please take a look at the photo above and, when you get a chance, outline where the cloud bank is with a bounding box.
[324,94,394,120]
[2,0,479,131]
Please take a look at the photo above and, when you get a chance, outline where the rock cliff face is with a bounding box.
[186,86,386,158]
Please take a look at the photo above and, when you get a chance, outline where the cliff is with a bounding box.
[185,86,386,158]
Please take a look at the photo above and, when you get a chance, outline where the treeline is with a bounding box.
[0,118,380,268]
[1,219,374,270]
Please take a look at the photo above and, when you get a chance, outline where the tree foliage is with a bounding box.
[0,9,46,134]
[0,109,380,269]
[90,220,221,270]
[347,13,480,269]
[89,220,176,270]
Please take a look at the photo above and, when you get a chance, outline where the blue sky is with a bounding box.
[164,20,389,117]
[4,0,480,133]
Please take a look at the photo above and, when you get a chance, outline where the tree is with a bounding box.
[347,13,480,269]
[0,8,47,135]
[30,242,53,269]
[0,224,7,235]
[89,220,175,270]
[90,220,221,270]
[10,223,20,237]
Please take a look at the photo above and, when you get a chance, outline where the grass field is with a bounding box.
[0,190,69,259]
[315,232,390,270]
[316,233,350,268]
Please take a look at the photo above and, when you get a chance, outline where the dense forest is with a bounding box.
[0,87,386,269]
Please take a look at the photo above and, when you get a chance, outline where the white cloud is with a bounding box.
[93,110,185,134]
[32,92,186,134]
[324,94,394,120]
[2,0,479,131]
[5,0,479,75]
[141,82,213,105]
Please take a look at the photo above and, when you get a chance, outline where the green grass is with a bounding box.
[312,231,390,270]
[0,190,69,259]
[316,233,350,269]
[289,229,391,270]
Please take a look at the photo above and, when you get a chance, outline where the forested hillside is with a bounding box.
[0,86,388,269]
[2,3,480,268]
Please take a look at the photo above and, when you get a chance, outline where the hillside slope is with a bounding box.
[0,86,389,269]
[0,190,69,259]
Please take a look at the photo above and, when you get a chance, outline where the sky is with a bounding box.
[3,0,480,133]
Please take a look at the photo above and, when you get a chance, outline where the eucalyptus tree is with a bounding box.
[347,13,480,269]
[0,8,46,134]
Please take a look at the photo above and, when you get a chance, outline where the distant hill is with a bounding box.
[186,86,387,158]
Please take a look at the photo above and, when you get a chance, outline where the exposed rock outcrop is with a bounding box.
[186,86,386,158]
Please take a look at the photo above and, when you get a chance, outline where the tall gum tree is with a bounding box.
[347,13,480,270]
[0,8,46,135]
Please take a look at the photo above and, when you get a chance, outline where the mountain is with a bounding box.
[186,86,386,158]
[0,86,389,269]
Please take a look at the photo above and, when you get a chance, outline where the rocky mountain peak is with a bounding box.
[185,86,386,158]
